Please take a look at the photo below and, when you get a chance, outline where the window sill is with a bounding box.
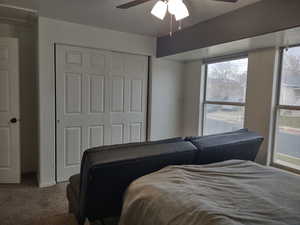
[271,158,300,176]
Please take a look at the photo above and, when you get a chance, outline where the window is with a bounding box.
[202,57,248,135]
[273,46,300,171]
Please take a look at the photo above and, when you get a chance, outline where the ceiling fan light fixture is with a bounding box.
[151,0,168,20]
[167,0,182,15]
[174,1,189,20]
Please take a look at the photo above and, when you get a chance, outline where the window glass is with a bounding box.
[274,46,300,170]
[202,57,248,136]
[203,104,244,136]
[206,58,248,103]
[274,109,300,169]
[280,47,300,106]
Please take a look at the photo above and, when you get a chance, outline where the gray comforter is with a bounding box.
[119,160,300,225]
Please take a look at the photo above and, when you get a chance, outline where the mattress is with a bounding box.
[119,160,300,225]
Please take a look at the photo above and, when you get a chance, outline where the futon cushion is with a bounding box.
[186,129,263,164]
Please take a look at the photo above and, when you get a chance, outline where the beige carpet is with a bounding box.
[30,214,78,225]
[0,175,72,225]
[0,174,82,225]
[26,213,116,225]
[0,174,118,225]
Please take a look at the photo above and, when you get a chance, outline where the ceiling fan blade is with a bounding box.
[117,0,153,9]
[212,0,239,3]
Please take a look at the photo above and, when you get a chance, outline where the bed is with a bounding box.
[119,160,300,225]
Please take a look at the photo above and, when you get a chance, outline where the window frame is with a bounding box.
[201,54,249,136]
[271,46,300,173]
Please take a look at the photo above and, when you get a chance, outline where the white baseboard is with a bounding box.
[39,180,56,188]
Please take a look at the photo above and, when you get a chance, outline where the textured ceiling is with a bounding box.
[0,0,260,36]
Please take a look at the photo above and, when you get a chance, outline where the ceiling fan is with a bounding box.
[117,0,238,10]
[116,0,238,35]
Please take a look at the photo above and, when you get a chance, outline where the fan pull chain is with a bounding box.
[169,14,173,37]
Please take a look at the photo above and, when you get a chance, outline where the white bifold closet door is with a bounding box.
[56,44,148,182]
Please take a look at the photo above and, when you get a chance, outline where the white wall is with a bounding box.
[148,58,185,140]
[182,60,203,137]
[0,23,38,174]
[245,48,279,165]
[38,17,156,187]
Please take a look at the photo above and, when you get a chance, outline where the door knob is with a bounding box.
[10,118,17,123]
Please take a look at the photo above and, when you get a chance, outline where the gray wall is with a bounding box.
[0,23,38,174]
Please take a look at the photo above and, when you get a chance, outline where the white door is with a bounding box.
[56,45,148,182]
[110,52,148,145]
[0,38,20,183]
